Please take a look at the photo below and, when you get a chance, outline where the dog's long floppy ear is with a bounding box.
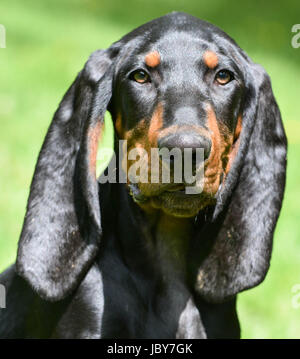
[16,47,119,301]
[194,63,287,303]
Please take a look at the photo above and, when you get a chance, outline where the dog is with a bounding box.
[0,12,287,339]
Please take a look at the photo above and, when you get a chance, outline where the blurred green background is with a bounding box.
[0,0,299,338]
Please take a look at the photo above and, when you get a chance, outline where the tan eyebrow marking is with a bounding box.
[145,51,161,68]
[203,50,218,69]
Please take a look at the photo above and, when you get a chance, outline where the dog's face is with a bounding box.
[111,28,245,217]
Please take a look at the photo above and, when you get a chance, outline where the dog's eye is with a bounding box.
[215,70,234,85]
[131,69,150,84]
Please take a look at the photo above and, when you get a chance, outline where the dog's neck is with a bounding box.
[140,208,195,279]
[111,183,196,281]
[99,182,201,289]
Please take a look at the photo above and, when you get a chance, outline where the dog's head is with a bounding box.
[16,13,287,302]
[109,16,246,218]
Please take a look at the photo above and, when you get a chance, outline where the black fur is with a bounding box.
[0,12,287,339]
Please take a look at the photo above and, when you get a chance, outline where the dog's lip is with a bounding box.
[165,185,186,193]
[165,185,203,196]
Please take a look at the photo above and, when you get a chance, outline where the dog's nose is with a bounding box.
[158,132,211,170]
[158,132,211,159]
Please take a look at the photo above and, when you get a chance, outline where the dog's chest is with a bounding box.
[99,263,206,339]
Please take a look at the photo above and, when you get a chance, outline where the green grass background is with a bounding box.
[0,0,299,338]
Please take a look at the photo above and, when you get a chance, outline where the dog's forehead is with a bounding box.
[119,32,221,72]
[146,32,217,61]
[119,14,237,68]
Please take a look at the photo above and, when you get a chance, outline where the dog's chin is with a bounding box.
[128,183,217,218]
[149,190,215,218]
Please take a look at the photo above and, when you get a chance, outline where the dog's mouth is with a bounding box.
[128,182,217,217]
[129,182,201,199]
[152,189,215,217]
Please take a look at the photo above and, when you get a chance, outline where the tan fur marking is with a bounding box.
[203,50,218,69]
[225,115,242,174]
[145,51,161,68]
[88,121,104,178]
[234,114,242,141]
[148,103,163,145]
[205,106,223,193]
[115,113,123,138]
[225,137,240,175]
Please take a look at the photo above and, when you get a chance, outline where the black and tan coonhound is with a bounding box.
[0,12,287,339]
